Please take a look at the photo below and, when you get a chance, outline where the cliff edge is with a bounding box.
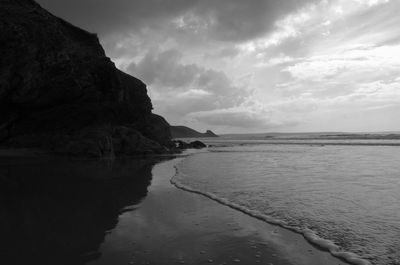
[0,0,172,156]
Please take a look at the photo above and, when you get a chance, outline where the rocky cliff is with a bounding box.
[0,0,172,156]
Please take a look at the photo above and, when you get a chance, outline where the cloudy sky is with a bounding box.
[37,0,400,133]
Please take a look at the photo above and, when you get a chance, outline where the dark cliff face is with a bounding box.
[0,0,171,155]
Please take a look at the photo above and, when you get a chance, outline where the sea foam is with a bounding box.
[170,158,372,265]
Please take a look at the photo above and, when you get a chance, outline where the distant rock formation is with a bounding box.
[170,126,218,138]
[204,130,219,137]
[0,0,172,156]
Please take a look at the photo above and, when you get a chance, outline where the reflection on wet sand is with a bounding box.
[0,156,166,265]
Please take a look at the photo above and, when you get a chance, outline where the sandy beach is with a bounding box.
[2,1,398,264]
[87,157,349,265]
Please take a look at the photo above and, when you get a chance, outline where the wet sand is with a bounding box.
[88,158,349,265]
[0,151,164,265]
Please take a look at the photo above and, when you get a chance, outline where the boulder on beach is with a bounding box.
[173,140,207,150]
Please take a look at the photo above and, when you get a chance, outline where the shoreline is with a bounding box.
[171,155,370,265]
[89,155,352,265]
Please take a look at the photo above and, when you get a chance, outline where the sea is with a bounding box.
[173,135,400,265]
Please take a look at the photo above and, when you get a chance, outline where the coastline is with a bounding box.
[171,155,370,265]
[89,155,351,265]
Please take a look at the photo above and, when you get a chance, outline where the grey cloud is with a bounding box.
[37,0,316,42]
[191,110,270,128]
[128,49,200,88]
[197,70,231,93]
[194,0,315,42]
[36,0,197,36]
[129,48,250,102]
[189,108,299,129]
[155,96,216,118]
[216,47,240,58]
[203,47,240,60]
[127,48,252,118]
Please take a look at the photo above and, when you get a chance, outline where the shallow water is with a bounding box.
[176,141,400,265]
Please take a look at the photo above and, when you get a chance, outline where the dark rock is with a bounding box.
[144,114,173,147]
[173,140,190,150]
[190,140,207,149]
[173,140,207,150]
[0,0,172,155]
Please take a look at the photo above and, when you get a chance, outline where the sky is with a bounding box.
[37,0,400,133]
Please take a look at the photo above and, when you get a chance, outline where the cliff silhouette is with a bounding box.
[0,0,172,156]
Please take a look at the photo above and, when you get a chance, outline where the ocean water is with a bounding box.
[173,140,400,265]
